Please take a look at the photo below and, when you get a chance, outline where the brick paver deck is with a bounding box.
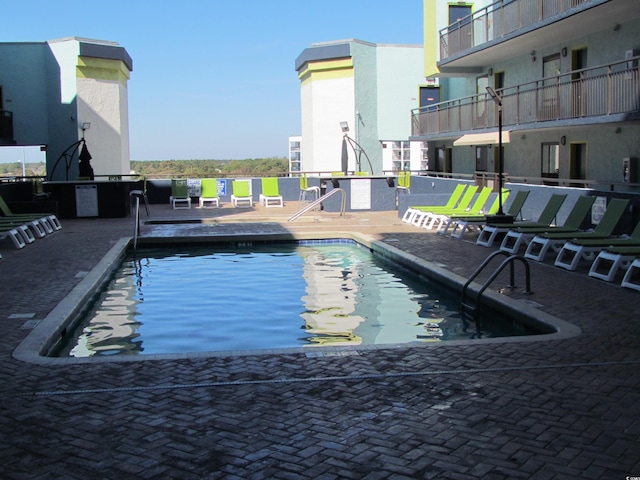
[1,202,638,479]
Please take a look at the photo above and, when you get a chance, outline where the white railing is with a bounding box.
[412,56,640,136]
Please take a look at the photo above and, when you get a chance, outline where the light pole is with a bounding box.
[486,86,506,218]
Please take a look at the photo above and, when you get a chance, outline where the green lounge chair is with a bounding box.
[0,221,32,249]
[259,177,283,207]
[410,185,479,227]
[423,187,493,230]
[198,178,220,208]
[621,256,640,291]
[554,218,640,271]
[523,197,629,262]
[231,180,253,207]
[588,245,640,284]
[499,195,595,253]
[476,193,568,248]
[447,189,530,238]
[170,179,191,209]
[401,183,467,224]
[0,194,61,235]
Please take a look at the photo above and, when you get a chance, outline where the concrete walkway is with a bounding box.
[1,201,638,479]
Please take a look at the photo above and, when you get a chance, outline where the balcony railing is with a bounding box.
[440,0,589,60]
[412,55,640,136]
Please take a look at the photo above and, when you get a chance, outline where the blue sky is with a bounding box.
[1,1,423,161]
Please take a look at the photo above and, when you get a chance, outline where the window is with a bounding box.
[541,143,559,178]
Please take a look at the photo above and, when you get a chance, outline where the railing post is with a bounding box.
[607,64,612,115]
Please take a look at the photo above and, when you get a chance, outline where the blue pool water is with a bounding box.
[58,240,530,357]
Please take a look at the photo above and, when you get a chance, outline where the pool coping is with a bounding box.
[13,231,582,365]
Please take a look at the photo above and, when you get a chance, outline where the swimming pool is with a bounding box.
[14,233,580,364]
[52,239,540,358]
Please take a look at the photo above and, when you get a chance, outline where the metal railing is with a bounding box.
[440,0,590,60]
[461,251,532,324]
[412,56,640,136]
[288,188,346,222]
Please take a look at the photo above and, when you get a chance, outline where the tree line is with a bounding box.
[0,157,290,179]
[0,161,46,177]
[130,158,290,178]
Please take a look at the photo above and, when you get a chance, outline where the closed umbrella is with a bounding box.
[341,137,348,174]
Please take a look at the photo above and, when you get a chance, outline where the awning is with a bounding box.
[453,131,510,146]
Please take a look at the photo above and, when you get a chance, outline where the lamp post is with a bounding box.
[486,86,507,218]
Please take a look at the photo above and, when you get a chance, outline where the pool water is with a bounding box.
[58,241,530,357]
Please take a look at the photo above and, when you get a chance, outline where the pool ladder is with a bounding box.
[288,188,346,222]
[461,251,533,323]
[132,195,141,251]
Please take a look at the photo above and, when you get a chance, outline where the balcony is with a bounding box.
[0,110,15,145]
[437,0,637,74]
[412,55,640,137]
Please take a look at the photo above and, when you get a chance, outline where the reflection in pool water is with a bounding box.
[60,241,528,357]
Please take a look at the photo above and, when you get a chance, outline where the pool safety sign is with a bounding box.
[591,196,607,224]
[186,178,227,197]
[75,184,99,217]
[217,179,226,196]
[350,179,371,210]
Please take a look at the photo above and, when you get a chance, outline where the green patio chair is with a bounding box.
[259,177,283,207]
[448,189,530,238]
[423,186,493,230]
[199,178,220,208]
[401,183,467,224]
[231,180,253,207]
[171,179,191,209]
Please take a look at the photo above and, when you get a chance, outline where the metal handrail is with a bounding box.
[461,250,532,322]
[288,188,346,222]
[412,55,640,136]
[132,196,140,251]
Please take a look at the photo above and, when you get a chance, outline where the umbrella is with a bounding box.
[78,142,94,180]
[341,137,348,174]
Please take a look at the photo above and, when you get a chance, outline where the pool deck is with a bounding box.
[1,201,639,479]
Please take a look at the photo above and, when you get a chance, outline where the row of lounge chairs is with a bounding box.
[170,178,284,210]
[0,195,62,252]
[403,184,640,291]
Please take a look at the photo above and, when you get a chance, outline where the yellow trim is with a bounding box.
[423,0,439,77]
[298,58,354,85]
[76,56,131,83]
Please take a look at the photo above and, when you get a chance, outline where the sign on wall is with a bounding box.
[75,184,99,217]
[350,179,371,210]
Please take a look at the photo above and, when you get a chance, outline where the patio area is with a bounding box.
[0,201,638,479]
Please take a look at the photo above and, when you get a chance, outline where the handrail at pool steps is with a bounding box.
[461,250,532,325]
[288,188,346,222]
[132,194,141,251]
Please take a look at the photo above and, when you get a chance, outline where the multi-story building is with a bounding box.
[413,0,640,192]
[295,39,425,175]
[0,37,133,180]
[288,135,302,174]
